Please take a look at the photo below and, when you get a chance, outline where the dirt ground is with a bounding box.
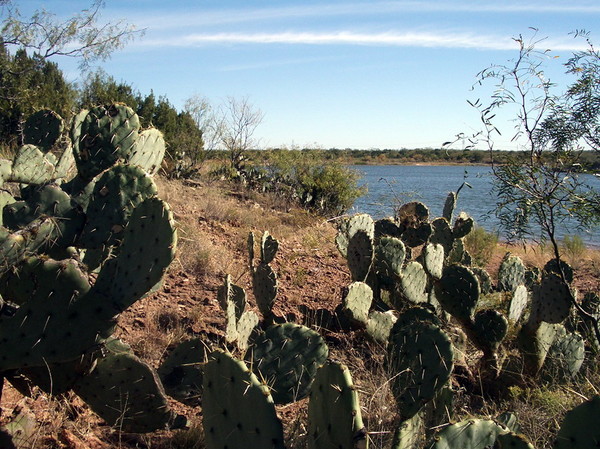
[1,176,598,449]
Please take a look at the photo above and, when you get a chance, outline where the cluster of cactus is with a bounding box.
[334,190,599,446]
[0,106,187,434]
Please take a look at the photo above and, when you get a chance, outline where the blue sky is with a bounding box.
[12,1,600,149]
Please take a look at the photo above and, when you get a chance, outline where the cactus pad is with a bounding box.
[554,396,600,449]
[471,309,508,352]
[387,318,453,420]
[307,361,366,449]
[249,323,329,404]
[73,342,180,433]
[498,253,526,292]
[128,128,165,175]
[452,212,474,239]
[252,262,278,318]
[11,145,56,184]
[434,264,480,322]
[202,350,285,449]
[533,272,572,324]
[74,104,140,180]
[23,109,64,151]
[394,261,428,306]
[428,419,507,449]
[158,338,207,406]
[508,284,529,323]
[78,164,158,250]
[366,310,397,343]
[342,281,373,326]
[442,191,456,222]
[422,242,444,280]
[374,236,405,287]
[335,213,374,258]
[346,229,373,282]
[260,231,279,264]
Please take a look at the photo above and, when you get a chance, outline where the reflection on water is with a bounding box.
[348,165,599,247]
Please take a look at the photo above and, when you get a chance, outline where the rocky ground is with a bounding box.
[1,176,598,449]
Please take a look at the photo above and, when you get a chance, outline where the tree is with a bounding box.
[78,68,139,110]
[1,0,141,149]
[459,31,600,341]
[184,93,221,152]
[217,96,264,171]
[1,0,140,71]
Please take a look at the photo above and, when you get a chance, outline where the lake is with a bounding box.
[348,165,600,247]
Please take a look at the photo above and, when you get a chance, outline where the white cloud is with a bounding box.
[137,31,589,52]
[133,1,600,30]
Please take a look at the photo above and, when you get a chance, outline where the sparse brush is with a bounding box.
[464,224,499,267]
[561,234,586,267]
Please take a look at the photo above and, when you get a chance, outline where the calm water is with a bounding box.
[348,165,600,247]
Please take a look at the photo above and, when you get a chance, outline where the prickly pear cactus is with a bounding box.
[498,253,526,292]
[366,310,397,343]
[434,264,480,322]
[394,261,428,306]
[428,418,507,449]
[73,339,184,433]
[158,338,207,406]
[347,229,374,282]
[471,309,508,352]
[452,211,474,239]
[342,281,373,326]
[202,350,285,449]
[336,213,374,258]
[422,242,444,280]
[374,236,406,287]
[129,128,166,175]
[260,230,279,264]
[531,272,572,324]
[442,191,456,223]
[23,109,64,151]
[308,361,366,449]
[387,315,453,420]
[508,284,529,323]
[249,323,329,404]
[74,103,140,180]
[554,395,600,449]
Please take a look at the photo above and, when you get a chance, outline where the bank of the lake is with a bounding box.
[348,164,600,247]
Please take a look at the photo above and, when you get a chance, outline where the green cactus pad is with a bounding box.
[544,258,574,284]
[517,321,559,375]
[74,104,140,180]
[308,361,366,449]
[542,326,585,381]
[128,128,166,174]
[387,319,453,420]
[395,201,429,228]
[203,350,285,449]
[498,253,526,292]
[401,222,432,248]
[532,272,572,324]
[158,338,207,406]
[0,218,58,275]
[73,344,180,433]
[260,231,279,264]
[249,323,329,404]
[508,284,529,323]
[366,310,397,343]
[23,109,64,151]
[10,145,56,185]
[252,262,278,318]
[0,257,97,371]
[452,212,474,239]
[471,267,492,294]
[428,418,507,449]
[3,184,84,248]
[335,213,374,258]
[391,414,422,449]
[434,264,480,322]
[442,191,456,222]
[430,217,454,255]
[236,310,261,352]
[471,309,508,352]
[342,281,373,326]
[423,242,444,280]
[217,274,247,342]
[374,217,403,239]
[374,236,406,287]
[93,197,176,312]
[346,229,373,282]
[394,261,428,306]
[554,396,600,449]
[79,164,158,250]
[392,306,442,330]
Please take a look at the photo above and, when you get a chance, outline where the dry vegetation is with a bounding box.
[1,175,599,449]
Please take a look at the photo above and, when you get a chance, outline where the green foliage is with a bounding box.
[464,224,498,267]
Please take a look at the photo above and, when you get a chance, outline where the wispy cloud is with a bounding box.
[137,31,589,52]
[133,1,600,30]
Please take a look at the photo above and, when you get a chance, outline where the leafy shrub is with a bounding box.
[464,224,499,267]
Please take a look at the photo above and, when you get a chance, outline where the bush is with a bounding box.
[464,224,499,267]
